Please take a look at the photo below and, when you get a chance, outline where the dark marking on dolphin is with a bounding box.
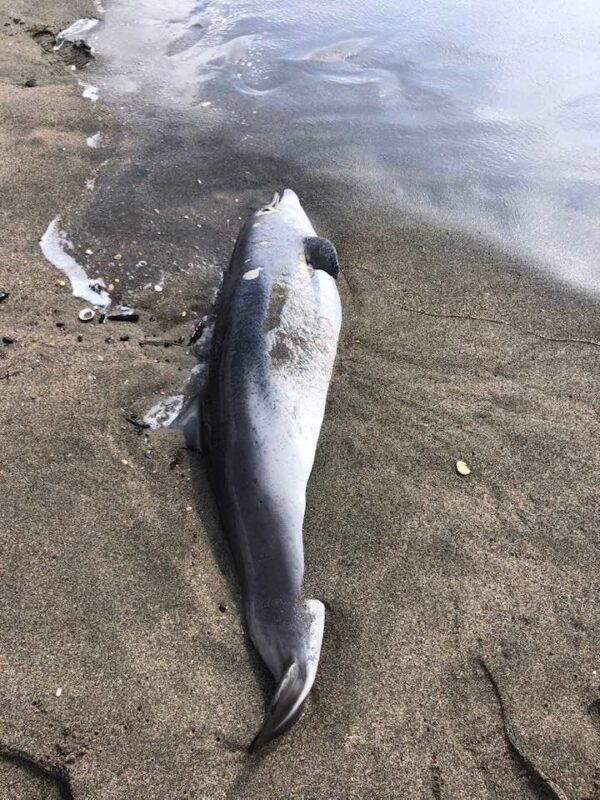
[178,189,342,751]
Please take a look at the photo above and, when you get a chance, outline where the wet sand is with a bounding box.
[1,2,600,799]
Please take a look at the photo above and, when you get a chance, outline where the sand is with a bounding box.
[1,2,599,799]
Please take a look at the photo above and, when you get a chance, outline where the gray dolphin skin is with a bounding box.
[181,189,342,751]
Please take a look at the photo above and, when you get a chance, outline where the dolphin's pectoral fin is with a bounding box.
[249,599,325,753]
[173,397,203,452]
[304,236,340,279]
[173,358,209,452]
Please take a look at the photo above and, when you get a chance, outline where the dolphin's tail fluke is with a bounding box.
[248,599,325,753]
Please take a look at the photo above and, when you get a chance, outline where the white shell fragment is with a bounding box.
[78,308,95,322]
[455,460,471,476]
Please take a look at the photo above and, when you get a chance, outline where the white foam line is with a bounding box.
[78,80,100,102]
[40,217,111,307]
[57,18,99,42]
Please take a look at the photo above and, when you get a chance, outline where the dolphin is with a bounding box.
[179,189,342,751]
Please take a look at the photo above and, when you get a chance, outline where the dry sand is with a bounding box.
[1,2,600,799]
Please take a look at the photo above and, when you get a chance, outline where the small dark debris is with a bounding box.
[140,337,184,348]
[2,336,14,345]
[106,309,139,323]
[76,335,83,342]
[169,451,184,470]
[0,370,21,382]
[119,335,130,342]
[24,77,37,87]
[56,322,65,329]
[189,319,206,345]
[126,416,150,434]
[0,291,9,304]
[219,604,227,613]
[105,336,113,343]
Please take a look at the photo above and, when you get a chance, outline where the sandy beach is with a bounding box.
[1,1,600,798]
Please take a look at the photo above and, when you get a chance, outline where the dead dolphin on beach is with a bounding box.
[177,189,342,751]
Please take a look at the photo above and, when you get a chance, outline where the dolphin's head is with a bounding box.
[256,188,316,236]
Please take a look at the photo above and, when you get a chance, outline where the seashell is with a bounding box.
[455,460,471,476]
[78,308,95,322]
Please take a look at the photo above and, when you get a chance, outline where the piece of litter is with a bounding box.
[455,460,471,476]
[185,506,193,512]
[78,308,95,322]
[154,285,163,293]
[121,459,129,465]
[55,687,63,698]
[85,248,93,255]
[114,253,122,261]
[57,17,99,42]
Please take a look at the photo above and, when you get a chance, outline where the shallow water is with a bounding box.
[76,0,600,296]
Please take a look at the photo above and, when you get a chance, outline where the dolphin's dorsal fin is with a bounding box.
[304,236,340,279]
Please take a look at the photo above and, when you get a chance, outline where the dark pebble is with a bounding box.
[24,78,37,88]
[105,336,113,343]
[120,335,130,342]
[106,311,139,323]
[144,449,154,459]
[77,335,83,342]
[219,604,227,613]
[2,336,14,345]
[0,291,9,303]
[56,322,65,329]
